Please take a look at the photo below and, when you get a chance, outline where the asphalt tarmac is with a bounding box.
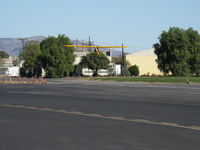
[0,79,200,150]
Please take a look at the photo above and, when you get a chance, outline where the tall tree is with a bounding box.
[40,35,75,78]
[154,27,200,76]
[80,52,110,76]
[20,41,42,77]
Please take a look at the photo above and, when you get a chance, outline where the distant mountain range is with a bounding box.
[0,36,123,57]
[0,36,46,56]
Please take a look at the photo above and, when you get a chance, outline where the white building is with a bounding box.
[0,66,20,76]
[5,66,20,76]
[0,57,21,76]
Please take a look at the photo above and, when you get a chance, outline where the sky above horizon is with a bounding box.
[1,0,200,52]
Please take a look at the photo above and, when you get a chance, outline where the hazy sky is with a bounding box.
[1,0,200,52]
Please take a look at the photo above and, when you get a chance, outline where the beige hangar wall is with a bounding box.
[126,49,163,76]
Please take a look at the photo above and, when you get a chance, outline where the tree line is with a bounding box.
[11,27,200,78]
[20,34,110,78]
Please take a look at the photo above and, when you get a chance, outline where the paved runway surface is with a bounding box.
[0,79,200,150]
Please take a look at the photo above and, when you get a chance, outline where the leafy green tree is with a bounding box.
[40,35,75,78]
[153,27,200,76]
[0,51,9,59]
[20,41,42,77]
[186,28,200,76]
[128,65,139,76]
[80,52,110,76]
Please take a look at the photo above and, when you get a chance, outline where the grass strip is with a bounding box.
[91,77,200,83]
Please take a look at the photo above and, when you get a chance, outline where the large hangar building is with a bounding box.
[126,48,163,76]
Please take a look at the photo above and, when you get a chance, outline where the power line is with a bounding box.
[127,46,152,49]
[93,42,151,49]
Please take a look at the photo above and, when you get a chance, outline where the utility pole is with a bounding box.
[121,43,125,76]
[18,38,28,51]
[88,36,92,52]
[76,38,78,51]
[82,40,84,51]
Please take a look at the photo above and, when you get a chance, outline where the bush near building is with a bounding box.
[128,65,139,76]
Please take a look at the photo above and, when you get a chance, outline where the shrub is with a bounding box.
[128,65,139,76]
